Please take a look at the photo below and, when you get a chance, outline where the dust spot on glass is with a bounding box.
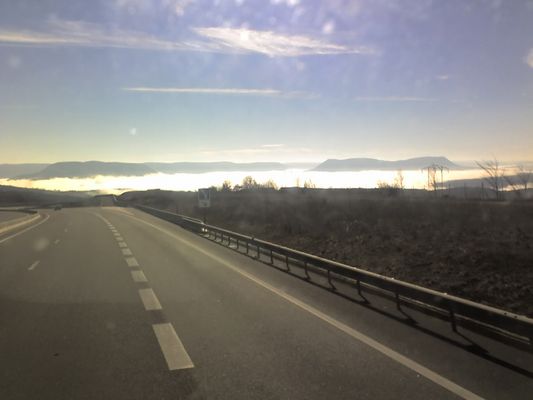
[322,20,335,35]
[33,237,50,251]
[7,55,21,69]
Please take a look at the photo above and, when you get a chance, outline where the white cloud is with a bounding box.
[261,144,285,148]
[271,0,300,6]
[526,49,533,68]
[123,87,316,98]
[113,0,194,16]
[353,96,437,102]
[192,27,374,56]
[0,20,373,58]
[436,74,449,80]
[200,145,312,157]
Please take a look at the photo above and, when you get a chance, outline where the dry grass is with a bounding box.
[121,188,533,316]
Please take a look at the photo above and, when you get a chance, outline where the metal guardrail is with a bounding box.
[131,203,533,350]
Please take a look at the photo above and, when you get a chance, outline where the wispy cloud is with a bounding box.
[200,146,312,157]
[353,96,438,102]
[123,87,316,98]
[526,49,533,68]
[113,0,195,16]
[270,0,300,7]
[261,144,285,148]
[0,19,373,58]
[0,20,200,51]
[193,27,374,57]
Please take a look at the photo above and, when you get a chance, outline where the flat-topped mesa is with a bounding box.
[312,156,462,172]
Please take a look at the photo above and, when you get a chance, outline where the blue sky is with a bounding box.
[0,0,532,163]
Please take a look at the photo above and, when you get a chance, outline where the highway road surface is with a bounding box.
[0,210,27,223]
[0,206,532,399]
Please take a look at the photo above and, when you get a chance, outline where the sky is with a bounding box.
[0,0,532,164]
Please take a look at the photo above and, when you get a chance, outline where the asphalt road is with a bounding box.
[0,207,532,400]
[0,210,27,223]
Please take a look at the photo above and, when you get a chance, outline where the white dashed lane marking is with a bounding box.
[138,288,162,311]
[131,270,148,283]
[28,261,40,271]
[153,323,194,371]
[125,257,139,267]
[54,239,60,245]
[96,211,195,372]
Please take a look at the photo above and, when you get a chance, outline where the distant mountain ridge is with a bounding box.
[16,161,158,179]
[3,157,463,179]
[0,164,50,178]
[9,161,289,179]
[312,157,462,171]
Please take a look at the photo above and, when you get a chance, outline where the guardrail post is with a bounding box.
[395,292,401,311]
[285,255,290,271]
[357,279,362,296]
[327,268,336,291]
[450,308,458,332]
[270,249,274,264]
[303,261,310,279]
[246,241,249,254]
[257,244,260,259]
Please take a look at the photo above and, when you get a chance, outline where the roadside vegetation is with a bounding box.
[120,180,533,317]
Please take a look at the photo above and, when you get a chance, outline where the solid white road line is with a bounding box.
[0,214,49,245]
[131,270,148,283]
[128,214,484,400]
[138,288,162,310]
[125,257,139,267]
[122,248,133,256]
[152,323,194,371]
[118,242,128,248]
[28,261,40,271]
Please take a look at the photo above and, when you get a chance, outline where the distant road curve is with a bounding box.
[0,211,47,243]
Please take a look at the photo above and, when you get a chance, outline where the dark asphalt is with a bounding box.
[0,206,532,399]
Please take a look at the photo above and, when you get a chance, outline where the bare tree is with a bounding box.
[241,175,258,189]
[393,170,405,190]
[303,179,316,189]
[516,165,532,192]
[262,179,278,190]
[504,165,532,197]
[221,180,232,192]
[476,158,504,200]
